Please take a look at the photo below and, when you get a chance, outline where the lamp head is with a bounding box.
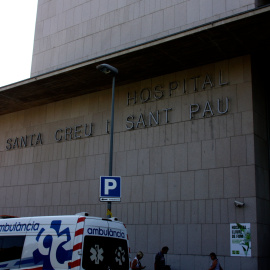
[96,63,118,76]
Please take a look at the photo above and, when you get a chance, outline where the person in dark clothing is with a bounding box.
[154,246,169,270]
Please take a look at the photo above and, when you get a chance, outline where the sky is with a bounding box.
[0,0,38,87]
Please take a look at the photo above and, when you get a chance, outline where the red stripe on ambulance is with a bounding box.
[73,242,82,251]
[69,217,85,269]
[69,259,81,269]
[75,228,84,236]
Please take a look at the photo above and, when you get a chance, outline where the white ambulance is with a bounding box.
[0,213,130,270]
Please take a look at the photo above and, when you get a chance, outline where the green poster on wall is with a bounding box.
[230,223,251,257]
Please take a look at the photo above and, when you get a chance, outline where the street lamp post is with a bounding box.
[96,64,118,218]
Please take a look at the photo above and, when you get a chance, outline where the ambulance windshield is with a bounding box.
[82,236,129,270]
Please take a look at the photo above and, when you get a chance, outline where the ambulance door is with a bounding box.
[82,219,129,270]
[81,218,109,270]
[0,217,29,269]
[107,221,129,270]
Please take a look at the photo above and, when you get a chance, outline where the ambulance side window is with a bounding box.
[0,236,25,263]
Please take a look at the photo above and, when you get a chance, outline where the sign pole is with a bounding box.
[96,64,118,219]
[107,76,116,218]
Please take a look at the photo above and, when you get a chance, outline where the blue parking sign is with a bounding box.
[100,176,121,201]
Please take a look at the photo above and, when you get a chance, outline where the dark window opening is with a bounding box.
[256,0,270,7]
[0,236,25,264]
[82,236,129,270]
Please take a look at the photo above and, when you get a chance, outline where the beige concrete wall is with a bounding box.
[31,0,256,76]
[1,56,258,269]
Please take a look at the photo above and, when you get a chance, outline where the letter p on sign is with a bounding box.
[100,176,121,201]
[105,179,117,194]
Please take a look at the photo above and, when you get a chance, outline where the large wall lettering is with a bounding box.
[127,71,228,105]
[5,70,230,150]
[6,133,43,150]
